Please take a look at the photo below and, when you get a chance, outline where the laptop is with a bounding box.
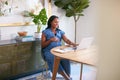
[77,37,94,50]
[53,37,94,53]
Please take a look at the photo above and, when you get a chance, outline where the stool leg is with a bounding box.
[45,61,48,75]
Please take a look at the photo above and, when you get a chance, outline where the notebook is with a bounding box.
[53,37,94,53]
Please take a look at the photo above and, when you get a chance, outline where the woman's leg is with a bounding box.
[58,59,71,80]
[61,59,71,76]
[44,52,71,79]
[58,70,71,80]
[45,57,69,79]
[44,52,54,72]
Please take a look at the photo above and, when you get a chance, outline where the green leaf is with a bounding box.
[54,1,64,8]
[22,8,47,32]
[39,8,47,25]
[53,0,90,18]
[5,1,8,5]
[66,9,74,17]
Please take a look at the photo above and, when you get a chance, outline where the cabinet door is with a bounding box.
[0,44,15,79]
[0,44,15,62]
[13,42,33,74]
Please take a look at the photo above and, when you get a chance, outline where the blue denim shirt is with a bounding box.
[42,28,65,52]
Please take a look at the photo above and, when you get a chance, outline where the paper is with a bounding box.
[53,47,74,53]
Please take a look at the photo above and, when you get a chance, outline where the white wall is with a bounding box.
[51,0,96,43]
[0,0,43,40]
[77,0,97,43]
[0,25,37,40]
[97,0,120,80]
[0,0,96,44]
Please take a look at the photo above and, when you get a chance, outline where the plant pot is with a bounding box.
[34,32,41,39]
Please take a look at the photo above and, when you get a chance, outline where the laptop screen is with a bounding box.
[77,37,94,49]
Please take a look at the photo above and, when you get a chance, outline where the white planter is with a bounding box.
[34,32,41,39]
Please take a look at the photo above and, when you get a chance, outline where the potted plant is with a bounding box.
[53,0,90,43]
[23,8,47,38]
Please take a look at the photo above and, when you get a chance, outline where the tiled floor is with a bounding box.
[17,62,97,80]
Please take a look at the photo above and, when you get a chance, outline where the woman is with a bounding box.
[41,15,77,80]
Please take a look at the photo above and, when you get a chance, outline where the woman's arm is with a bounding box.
[62,34,77,46]
[41,33,59,48]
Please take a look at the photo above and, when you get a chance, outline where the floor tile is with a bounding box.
[17,63,97,80]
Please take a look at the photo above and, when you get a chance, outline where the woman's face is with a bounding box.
[51,18,59,28]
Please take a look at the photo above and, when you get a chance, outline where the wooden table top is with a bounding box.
[51,45,98,66]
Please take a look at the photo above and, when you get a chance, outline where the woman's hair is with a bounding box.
[46,15,59,29]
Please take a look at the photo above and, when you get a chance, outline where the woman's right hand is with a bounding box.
[50,37,59,42]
